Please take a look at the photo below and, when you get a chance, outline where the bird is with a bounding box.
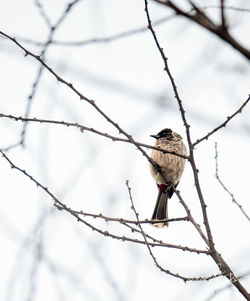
[149,128,187,228]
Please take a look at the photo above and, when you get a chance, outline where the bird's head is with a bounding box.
[150,128,173,140]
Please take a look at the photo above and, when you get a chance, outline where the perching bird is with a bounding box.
[150,128,186,228]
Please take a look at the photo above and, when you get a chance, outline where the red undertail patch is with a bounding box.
[157,184,167,193]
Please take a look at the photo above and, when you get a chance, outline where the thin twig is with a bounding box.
[199,5,250,14]
[9,4,250,48]
[34,0,52,28]
[9,0,82,150]
[12,14,175,47]
[56,203,209,255]
[193,95,250,147]
[214,142,250,222]
[61,208,189,225]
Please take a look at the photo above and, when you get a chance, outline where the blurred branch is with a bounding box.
[220,0,227,30]
[4,207,52,301]
[200,5,250,13]
[214,142,250,222]
[153,0,250,60]
[34,0,52,28]
[205,270,250,301]
[13,4,250,48]
[13,14,175,47]
[193,95,250,146]
[6,0,82,151]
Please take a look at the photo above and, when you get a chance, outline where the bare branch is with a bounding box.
[153,0,250,60]
[174,189,210,246]
[125,181,217,282]
[200,5,250,13]
[59,208,189,226]
[34,0,52,28]
[214,142,250,222]
[13,0,83,150]
[0,113,189,159]
[12,14,175,47]
[193,95,250,147]
[13,4,250,48]
[53,203,208,255]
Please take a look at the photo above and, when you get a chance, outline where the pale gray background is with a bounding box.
[0,0,250,300]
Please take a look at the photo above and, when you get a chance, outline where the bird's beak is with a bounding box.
[150,134,159,139]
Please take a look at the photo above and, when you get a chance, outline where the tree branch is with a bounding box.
[153,0,250,60]
[0,113,189,159]
[125,181,218,282]
[214,142,250,222]
[0,148,209,259]
[193,95,250,147]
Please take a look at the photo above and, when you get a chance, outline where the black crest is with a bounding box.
[151,128,173,139]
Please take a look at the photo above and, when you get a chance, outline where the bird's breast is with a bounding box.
[150,138,186,185]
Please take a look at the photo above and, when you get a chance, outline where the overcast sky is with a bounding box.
[0,1,250,301]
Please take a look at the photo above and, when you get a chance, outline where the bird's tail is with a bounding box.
[151,190,168,228]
